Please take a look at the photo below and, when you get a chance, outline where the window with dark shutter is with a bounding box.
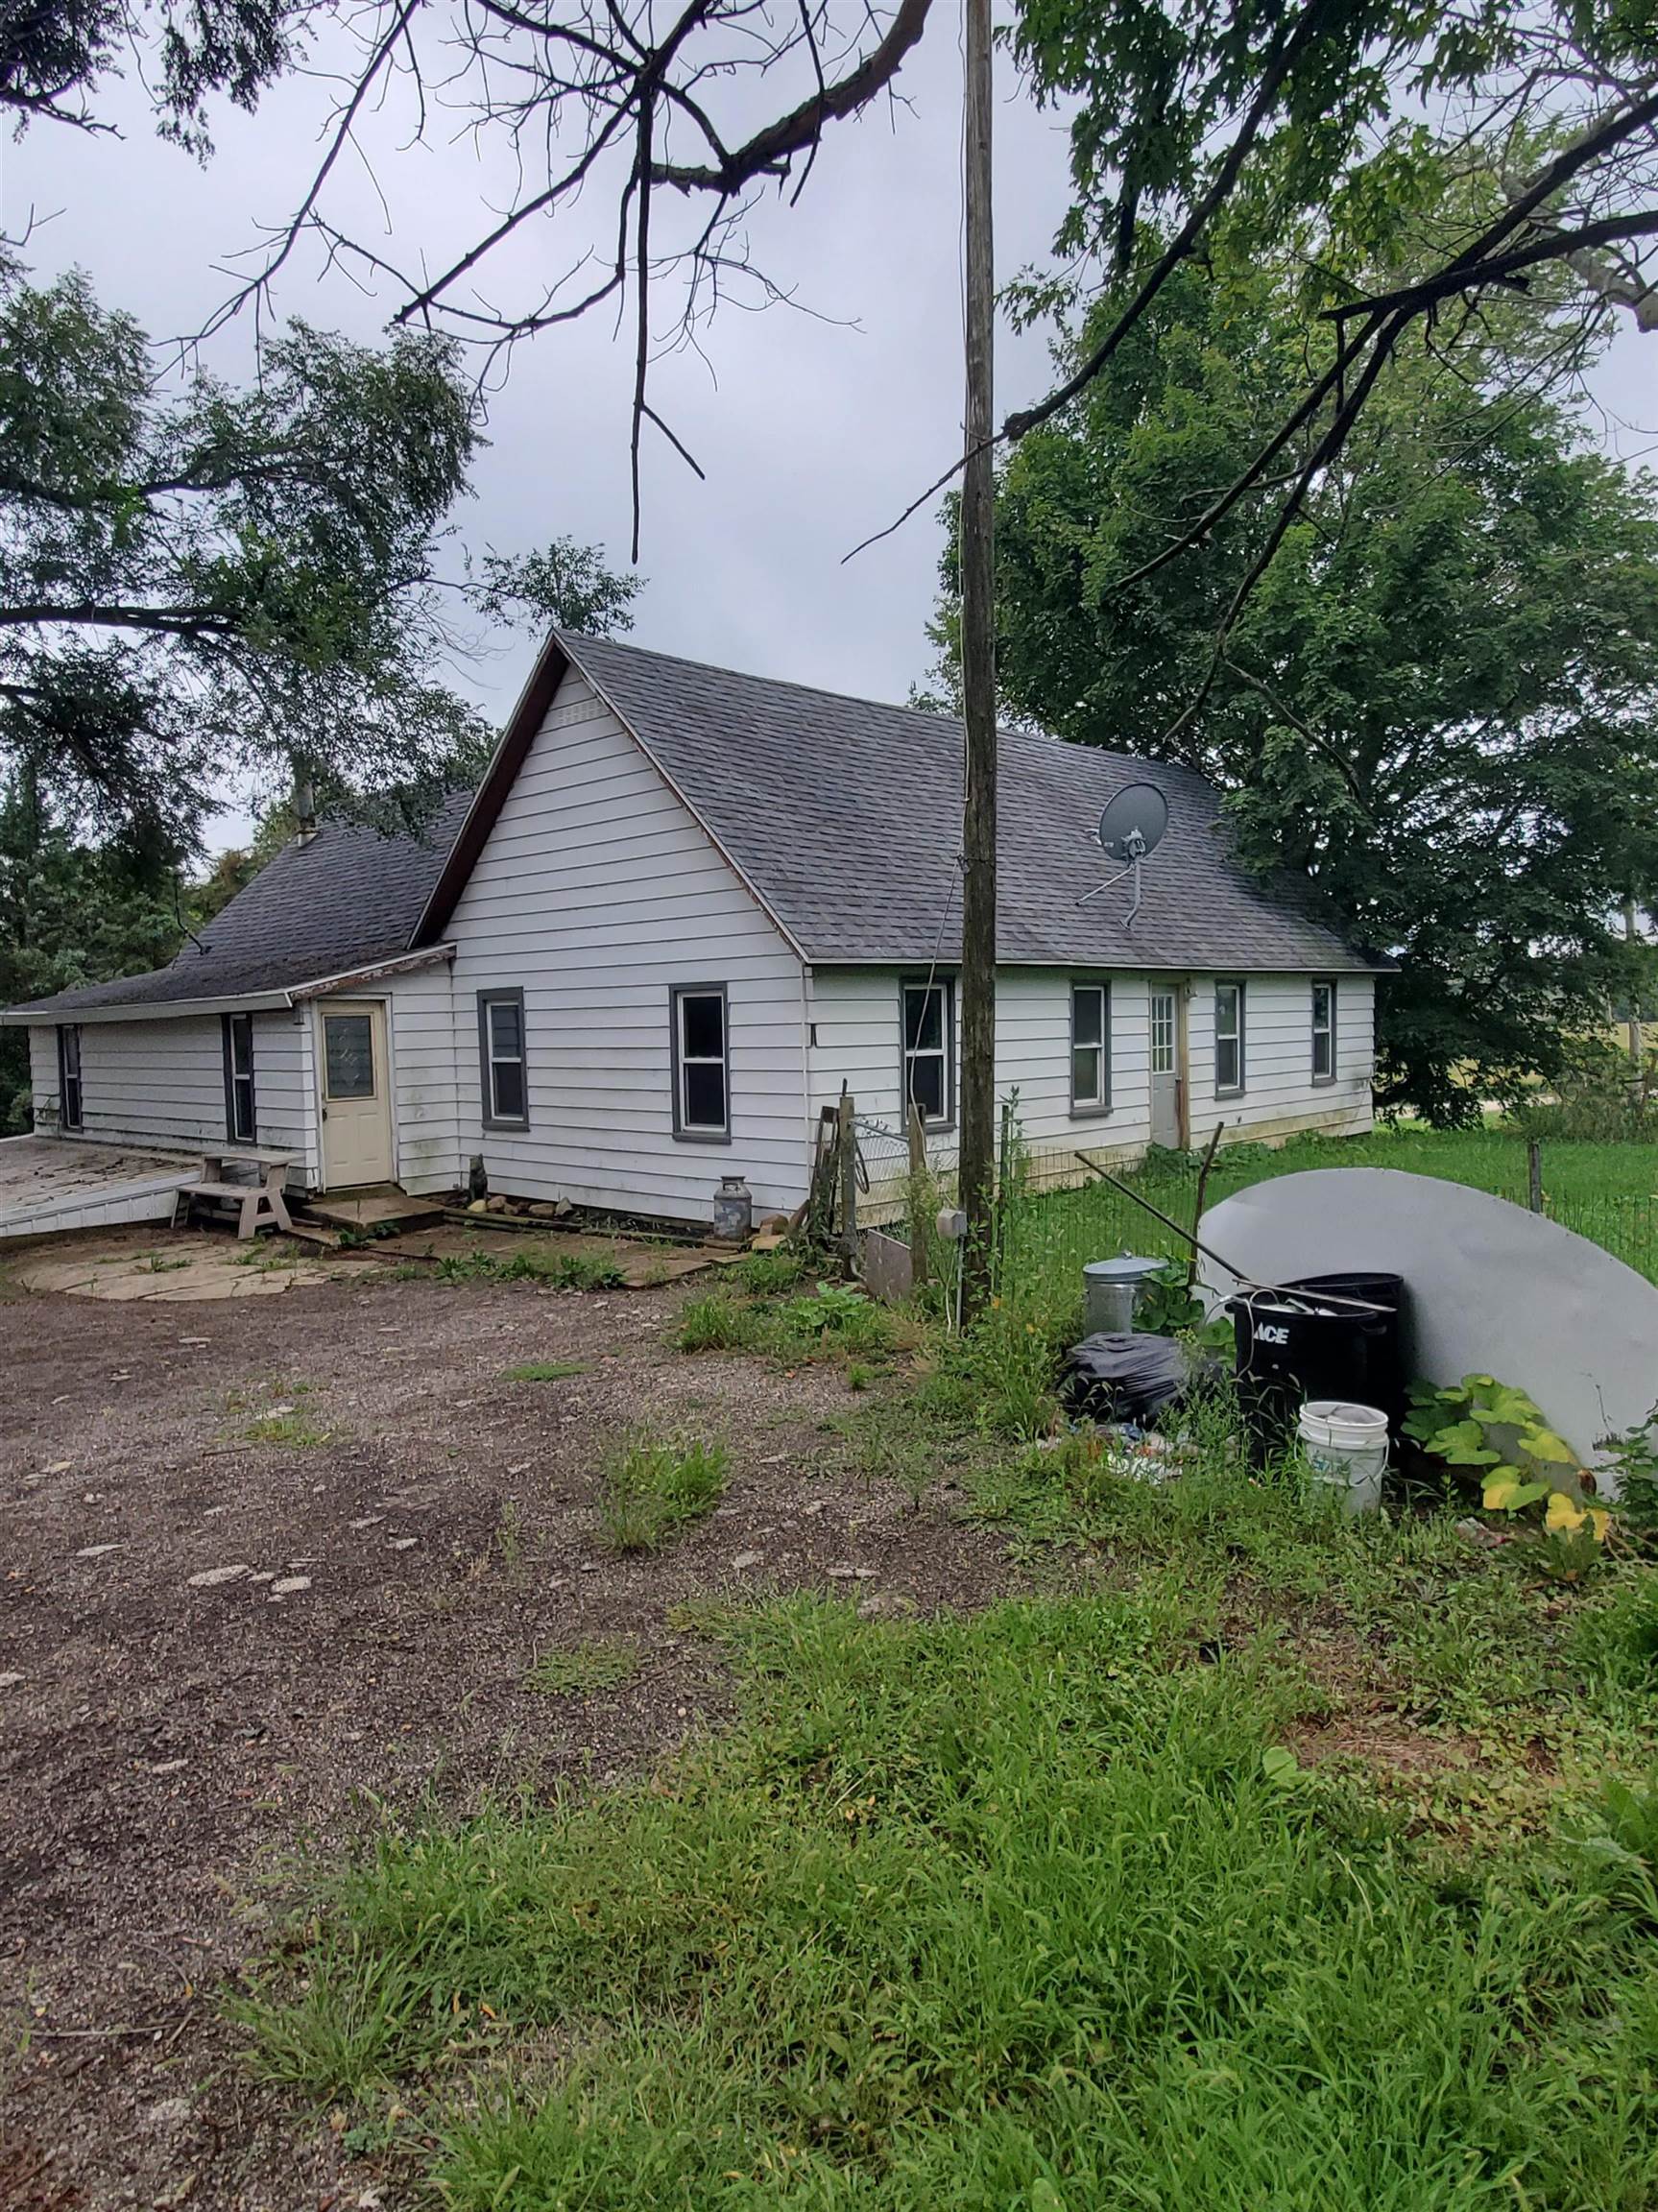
[477,991,529,1128]
[1311,979,1336,1083]
[1070,982,1110,1113]
[901,979,953,1127]
[1214,981,1245,1096]
[672,987,729,1138]
[57,1024,83,1131]
[222,1013,256,1142]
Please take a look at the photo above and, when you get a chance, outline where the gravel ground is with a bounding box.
[0,1256,1011,2210]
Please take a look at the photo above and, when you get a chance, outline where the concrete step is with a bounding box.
[298,1190,448,1234]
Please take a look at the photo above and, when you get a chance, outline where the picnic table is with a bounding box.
[180,1147,296,1240]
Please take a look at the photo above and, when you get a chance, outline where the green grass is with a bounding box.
[597,1431,728,1553]
[501,1359,589,1383]
[524,1636,640,1696]
[999,1123,1658,1311]
[239,1501,1658,2208]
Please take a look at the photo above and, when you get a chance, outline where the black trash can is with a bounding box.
[1230,1288,1384,1455]
[1284,1272,1407,1435]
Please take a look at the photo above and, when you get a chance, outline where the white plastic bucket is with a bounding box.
[1298,1399,1388,1516]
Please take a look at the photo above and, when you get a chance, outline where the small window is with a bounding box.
[57,1024,83,1131]
[222,1013,256,1142]
[324,1012,376,1100]
[1311,979,1336,1084]
[672,986,729,1139]
[1214,980,1245,1096]
[1070,982,1110,1114]
[477,990,529,1128]
[901,978,953,1128]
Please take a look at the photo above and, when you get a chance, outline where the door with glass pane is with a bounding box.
[1149,986,1182,1148]
[319,999,394,1188]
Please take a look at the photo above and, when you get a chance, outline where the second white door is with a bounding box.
[320,1000,394,1188]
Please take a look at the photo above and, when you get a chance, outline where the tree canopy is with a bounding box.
[0,260,638,851]
[925,250,1658,1118]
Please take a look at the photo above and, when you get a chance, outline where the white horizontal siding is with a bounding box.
[25,1011,319,1182]
[445,670,809,1225]
[1188,972,1375,1146]
[27,1026,54,1115]
[385,966,463,1194]
[806,968,1155,1151]
[807,966,1376,1214]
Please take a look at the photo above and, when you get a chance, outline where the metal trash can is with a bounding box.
[1083,1255,1165,1335]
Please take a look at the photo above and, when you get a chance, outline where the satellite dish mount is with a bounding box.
[1079,782,1170,929]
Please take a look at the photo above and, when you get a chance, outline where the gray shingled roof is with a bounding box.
[9,792,471,1016]
[562,634,1382,973]
[10,636,1382,1022]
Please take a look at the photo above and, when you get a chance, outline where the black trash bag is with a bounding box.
[1061,1332,1217,1428]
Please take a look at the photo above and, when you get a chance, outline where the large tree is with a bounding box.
[0,259,638,847]
[925,254,1658,1118]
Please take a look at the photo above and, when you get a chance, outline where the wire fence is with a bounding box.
[848,1120,1658,1307]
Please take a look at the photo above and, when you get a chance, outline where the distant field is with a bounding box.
[1001,1123,1658,1303]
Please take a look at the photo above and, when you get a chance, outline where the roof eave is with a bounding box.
[0,943,457,1026]
[0,988,295,1026]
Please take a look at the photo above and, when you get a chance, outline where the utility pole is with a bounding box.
[957,0,997,1320]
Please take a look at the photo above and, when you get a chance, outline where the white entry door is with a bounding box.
[320,1000,395,1189]
[1149,986,1183,1149]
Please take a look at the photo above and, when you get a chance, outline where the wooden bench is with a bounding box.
[181,1151,296,1240]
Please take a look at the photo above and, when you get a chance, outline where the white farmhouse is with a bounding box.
[3,631,1385,1227]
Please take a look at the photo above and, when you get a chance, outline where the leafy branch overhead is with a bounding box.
[1,0,937,561]
[0,261,639,844]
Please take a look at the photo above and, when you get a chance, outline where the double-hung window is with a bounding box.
[672,986,729,1139]
[1214,980,1245,1096]
[222,1013,256,1142]
[1069,982,1110,1114]
[57,1023,83,1131]
[901,978,953,1127]
[1311,979,1336,1083]
[478,990,529,1128]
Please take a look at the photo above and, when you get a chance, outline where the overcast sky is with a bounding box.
[3,12,1652,854]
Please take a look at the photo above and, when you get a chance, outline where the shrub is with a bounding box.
[597,1433,728,1553]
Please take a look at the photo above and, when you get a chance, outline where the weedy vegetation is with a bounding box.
[501,1360,589,1383]
[437,1245,626,1291]
[597,1432,728,1554]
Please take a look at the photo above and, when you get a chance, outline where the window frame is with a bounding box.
[57,1023,84,1132]
[900,975,955,1132]
[1310,977,1337,1086]
[670,984,731,1143]
[1069,979,1112,1118]
[476,988,530,1131]
[222,1012,256,1143]
[1213,979,1246,1098]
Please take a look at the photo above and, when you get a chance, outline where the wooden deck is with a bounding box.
[0,1134,198,1242]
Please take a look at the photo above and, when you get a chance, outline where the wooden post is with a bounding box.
[1187,1120,1224,1290]
[957,0,997,1323]
[996,1094,1014,1273]
[1527,1137,1544,1215]
[907,1104,929,1287]
[837,1090,858,1274]
[1625,892,1646,1075]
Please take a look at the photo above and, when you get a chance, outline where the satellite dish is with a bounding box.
[1097,782,1169,863]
